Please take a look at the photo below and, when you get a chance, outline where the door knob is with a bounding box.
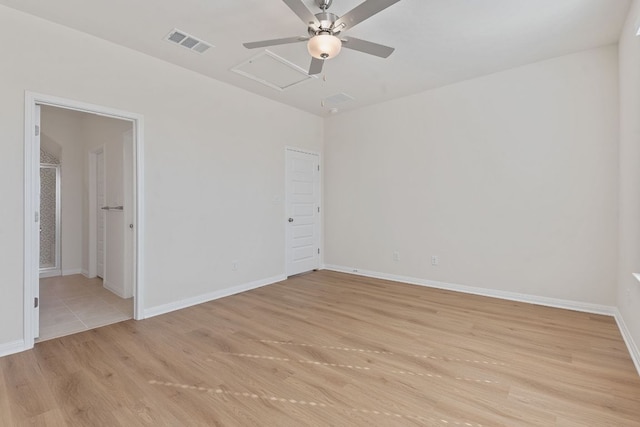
[288,218,294,222]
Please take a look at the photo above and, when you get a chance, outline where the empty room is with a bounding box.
[1,0,640,425]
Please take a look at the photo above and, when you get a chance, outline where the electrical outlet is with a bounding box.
[393,251,400,261]
[232,260,239,271]
[431,255,440,266]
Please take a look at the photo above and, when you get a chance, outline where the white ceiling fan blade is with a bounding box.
[309,57,324,75]
[341,37,395,58]
[282,0,320,27]
[334,0,401,31]
[243,36,308,49]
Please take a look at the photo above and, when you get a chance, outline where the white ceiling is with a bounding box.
[0,0,631,116]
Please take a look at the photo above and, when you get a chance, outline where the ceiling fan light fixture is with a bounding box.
[307,34,342,59]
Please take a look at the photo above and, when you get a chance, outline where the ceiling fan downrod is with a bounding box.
[310,0,340,37]
[316,0,333,11]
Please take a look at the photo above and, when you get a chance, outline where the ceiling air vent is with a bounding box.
[165,29,212,53]
[322,92,354,107]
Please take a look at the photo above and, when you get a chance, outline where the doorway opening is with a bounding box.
[24,92,145,348]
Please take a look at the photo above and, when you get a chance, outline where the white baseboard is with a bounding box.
[323,265,640,375]
[614,309,640,376]
[0,339,26,358]
[323,265,616,315]
[103,280,131,299]
[144,274,287,319]
[40,268,83,278]
[81,269,91,278]
[39,269,61,278]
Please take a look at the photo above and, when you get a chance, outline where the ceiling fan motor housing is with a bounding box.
[308,12,341,36]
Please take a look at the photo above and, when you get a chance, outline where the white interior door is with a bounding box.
[285,148,320,276]
[33,104,41,339]
[96,149,105,278]
[103,132,131,298]
[122,129,134,298]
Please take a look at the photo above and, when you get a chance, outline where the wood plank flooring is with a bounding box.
[1,270,639,426]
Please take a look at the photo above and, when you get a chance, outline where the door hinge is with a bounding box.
[317,164,320,171]
[35,211,39,222]
[34,297,39,308]
[35,125,40,137]
[317,248,320,254]
[317,206,320,213]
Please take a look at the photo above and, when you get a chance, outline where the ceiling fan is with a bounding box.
[243,0,401,75]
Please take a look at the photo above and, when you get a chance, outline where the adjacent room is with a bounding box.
[37,106,135,341]
[1,0,640,425]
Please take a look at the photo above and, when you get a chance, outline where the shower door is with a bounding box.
[40,164,61,276]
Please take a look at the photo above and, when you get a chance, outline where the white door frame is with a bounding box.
[23,91,145,348]
[284,146,322,276]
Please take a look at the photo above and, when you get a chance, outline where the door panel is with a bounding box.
[104,135,126,297]
[101,130,134,298]
[122,130,134,299]
[286,149,320,276]
[34,104,41,339]
[96,150,105,278]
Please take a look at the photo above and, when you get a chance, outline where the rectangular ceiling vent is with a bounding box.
[231,50,315,92]
[323,92,355,107]
[165,28,212,53]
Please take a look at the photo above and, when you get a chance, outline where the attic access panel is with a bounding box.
[232,50,315,91]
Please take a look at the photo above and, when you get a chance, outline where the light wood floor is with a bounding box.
[38,275,133,341]
[2,270,639,426]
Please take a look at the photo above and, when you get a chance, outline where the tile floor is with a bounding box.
[38,274,133,342]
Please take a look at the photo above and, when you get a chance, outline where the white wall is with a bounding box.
[618,0,640,363]
[40,106,86,274]
[325,46,619,305]
[0,5,323,348]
